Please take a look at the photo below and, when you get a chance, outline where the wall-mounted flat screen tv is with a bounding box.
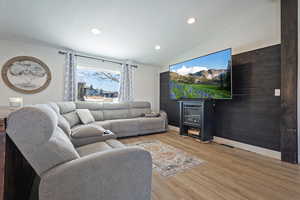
[169,48,232,100]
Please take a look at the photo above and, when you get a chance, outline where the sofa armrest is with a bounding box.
[160,110,168,130]
[39,147,152,200]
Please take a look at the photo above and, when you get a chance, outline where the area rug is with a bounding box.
[128,140,205,177]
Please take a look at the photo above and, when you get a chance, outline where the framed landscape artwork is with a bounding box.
[1,56,51,94]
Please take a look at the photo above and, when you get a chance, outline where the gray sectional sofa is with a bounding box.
[6,101,167,200]
[56,101,168,146]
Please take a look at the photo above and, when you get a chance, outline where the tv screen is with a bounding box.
[169,48,232,100]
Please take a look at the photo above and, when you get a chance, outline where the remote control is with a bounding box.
[104,130,114,135]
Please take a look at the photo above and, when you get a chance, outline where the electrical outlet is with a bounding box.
[274,89,280,96]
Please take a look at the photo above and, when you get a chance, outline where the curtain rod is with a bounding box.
[58,51,138,68]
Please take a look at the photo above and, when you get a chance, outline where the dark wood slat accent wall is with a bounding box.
[280,0,298,163]
[160,72,180,126]
[160,45,282,151]
[215,45,281,151]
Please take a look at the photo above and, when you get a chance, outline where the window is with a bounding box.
[77,66,120,102]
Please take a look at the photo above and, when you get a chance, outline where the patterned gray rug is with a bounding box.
[128,140,205,177]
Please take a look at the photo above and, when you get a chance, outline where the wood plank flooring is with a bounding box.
[120,131,300,200]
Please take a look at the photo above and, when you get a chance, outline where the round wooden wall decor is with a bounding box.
[1,56,52,94]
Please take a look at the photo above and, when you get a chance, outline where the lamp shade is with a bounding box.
[9,97,23,108]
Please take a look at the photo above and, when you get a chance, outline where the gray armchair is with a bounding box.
[7,105,152,200]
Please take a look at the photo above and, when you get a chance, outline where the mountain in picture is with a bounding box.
[169,49,232,99]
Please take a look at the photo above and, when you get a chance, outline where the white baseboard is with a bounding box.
[213,136,281,160]
[167,125,281,160]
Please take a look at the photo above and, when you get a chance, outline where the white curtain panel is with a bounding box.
[119,62,134,102]
[64,51,77,101]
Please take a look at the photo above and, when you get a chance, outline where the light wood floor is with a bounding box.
[120,131,300,200]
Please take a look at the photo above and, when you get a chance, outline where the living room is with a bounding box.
[0,0,299,200]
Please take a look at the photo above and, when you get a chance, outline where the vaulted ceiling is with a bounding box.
[0,0,280,66]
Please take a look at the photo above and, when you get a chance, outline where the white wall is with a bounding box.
[134,64,160,112]
[0,40,65,105]
[0,39,160,111]
[161,1,281,72]
[161,36,281,72]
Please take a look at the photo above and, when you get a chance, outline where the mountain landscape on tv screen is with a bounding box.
[170,49,232,100]
[170,67,231,99]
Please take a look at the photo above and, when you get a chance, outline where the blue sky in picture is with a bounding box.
[77,68,120,92]
[170,49,232,75]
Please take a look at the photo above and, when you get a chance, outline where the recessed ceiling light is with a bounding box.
[91,28,101,35]
[155,45,161,50]
[187,17,196,24]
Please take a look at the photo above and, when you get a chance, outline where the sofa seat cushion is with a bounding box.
[105,139,125,148]
[71,124,117,147]
[138,117,165,131]
[109,118,140,137]
[71,124,105,138]
[92,117,166,138]
[76,142,111,156]
[76,139,125,157]
[71,132,117,147]
[92,121,112,130]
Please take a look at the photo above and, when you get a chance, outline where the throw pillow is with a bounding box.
[77,109,95,124]
[63,111,81,127]
[72,125,106,138]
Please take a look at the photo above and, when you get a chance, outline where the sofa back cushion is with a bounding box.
[75,102,104,121]
[47,102,60,114]
[74,101,151,120]
[57,115,72,136]
[57,102,81,127]
[6,105,79,175]
[129,102,151,118]
[102,102,130,120]
[46,102,71,137]
[57,102,76,113]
